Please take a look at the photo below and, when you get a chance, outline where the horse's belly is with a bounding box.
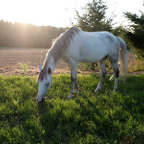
[79,46,108,62]
[79,53,107,62]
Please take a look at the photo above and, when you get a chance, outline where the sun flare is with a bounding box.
[0,0,76,27]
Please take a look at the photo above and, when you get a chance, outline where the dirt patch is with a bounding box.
[0,47,70,76]
[0,47,142,76]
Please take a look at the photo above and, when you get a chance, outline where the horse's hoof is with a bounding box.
[68,94,73,99]
[94,89,99,93]
[113,89,117,92]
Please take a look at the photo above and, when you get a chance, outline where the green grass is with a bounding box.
[0,74,144,144]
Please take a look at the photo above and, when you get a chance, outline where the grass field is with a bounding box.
[0,74,144,144]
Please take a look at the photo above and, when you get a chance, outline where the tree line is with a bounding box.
[0,20,65,48]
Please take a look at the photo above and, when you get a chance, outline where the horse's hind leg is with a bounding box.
[111,61,119,92]
[94,58,107,92]
[75,75,80,92]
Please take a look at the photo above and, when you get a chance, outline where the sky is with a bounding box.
[0,0,143,27]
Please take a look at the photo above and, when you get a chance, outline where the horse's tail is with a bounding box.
[117,36,128,82]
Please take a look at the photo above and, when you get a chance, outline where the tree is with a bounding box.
[74,0,114,32]
[124,8,144,58]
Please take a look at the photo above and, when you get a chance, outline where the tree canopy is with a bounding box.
[124,9,144,58]
[74,0,114,32]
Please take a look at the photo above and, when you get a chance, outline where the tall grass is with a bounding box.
[18,62,30,75]
[128,59,144,72]
[0,74,144,143]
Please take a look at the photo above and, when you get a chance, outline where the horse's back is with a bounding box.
[66,30,119,63]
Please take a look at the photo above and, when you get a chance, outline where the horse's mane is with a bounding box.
[49,27,81,62]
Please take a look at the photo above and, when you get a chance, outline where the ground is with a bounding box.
[0,47,143,76]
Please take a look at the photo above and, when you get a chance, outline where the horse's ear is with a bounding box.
[39,63,42,72]
[48,67,51,74]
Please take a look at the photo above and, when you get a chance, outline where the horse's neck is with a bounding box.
[45,53,57,74]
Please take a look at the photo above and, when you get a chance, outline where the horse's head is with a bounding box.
[37,63,52,103]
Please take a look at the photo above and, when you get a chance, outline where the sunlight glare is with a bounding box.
[0,0,76,27]
[0,0,143,27]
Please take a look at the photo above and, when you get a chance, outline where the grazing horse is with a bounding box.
[37,27,128,102]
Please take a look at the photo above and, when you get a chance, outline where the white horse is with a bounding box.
[37,27,128,102]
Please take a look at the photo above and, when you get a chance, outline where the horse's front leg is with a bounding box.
[68,62,79,98]
[68,70,76,98]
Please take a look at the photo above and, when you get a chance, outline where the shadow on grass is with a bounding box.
[37,74,144,143]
